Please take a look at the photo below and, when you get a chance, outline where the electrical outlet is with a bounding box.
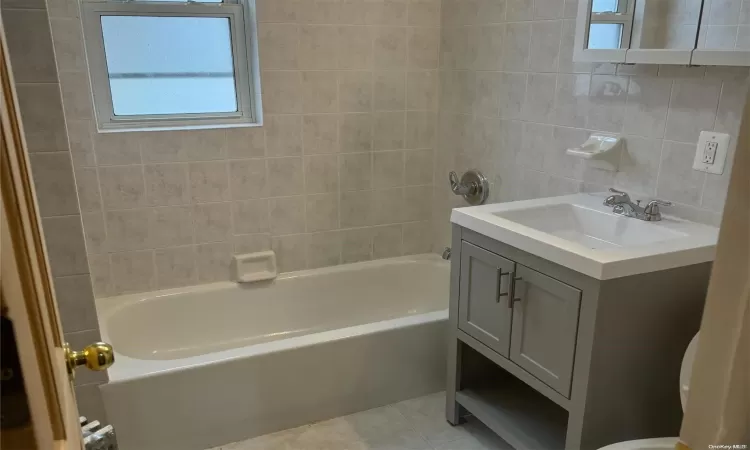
[702,141,718,164]
[693,131,730,174]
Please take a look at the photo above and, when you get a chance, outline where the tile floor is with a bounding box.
[208,392,512,450]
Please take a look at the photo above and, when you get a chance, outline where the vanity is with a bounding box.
[445,192,719,450]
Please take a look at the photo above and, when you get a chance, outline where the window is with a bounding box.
[587,0,633,49]
[82,0,260,131]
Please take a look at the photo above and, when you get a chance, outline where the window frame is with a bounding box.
[586,0,633,50]
[81,0,262,132]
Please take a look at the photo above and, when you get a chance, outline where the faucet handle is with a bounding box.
[604,187,630,206]
[644,199,672,214]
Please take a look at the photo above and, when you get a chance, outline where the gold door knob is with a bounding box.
[64,342,115,377]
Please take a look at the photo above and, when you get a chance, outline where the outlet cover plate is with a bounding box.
[693,131,730,174]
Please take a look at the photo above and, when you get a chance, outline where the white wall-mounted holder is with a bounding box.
[565,134,623,172]
[233,250,277,283]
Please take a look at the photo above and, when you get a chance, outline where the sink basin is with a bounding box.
[493,203,687,250]
[450,193,719,280]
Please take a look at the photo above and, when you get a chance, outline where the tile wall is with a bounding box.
[433,0,748,249]
[1,0,107,421]
[698,0,750,49]
[46,0,441,297]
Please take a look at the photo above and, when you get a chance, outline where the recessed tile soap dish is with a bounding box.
[565,134,623,171]
[233,251,277,283]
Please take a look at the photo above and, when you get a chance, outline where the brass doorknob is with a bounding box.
[64,342,114,376]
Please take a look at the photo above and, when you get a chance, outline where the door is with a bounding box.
[458,242,516,357]
[510,264,581,398]
[1,29,112,449]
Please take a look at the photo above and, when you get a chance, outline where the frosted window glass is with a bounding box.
[591,0,620,12]
[100,16,238,116]
[588,23,623,49]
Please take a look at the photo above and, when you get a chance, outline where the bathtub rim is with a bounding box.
[96,254,449,383]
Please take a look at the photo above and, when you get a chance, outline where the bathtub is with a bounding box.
[96,254,449,450]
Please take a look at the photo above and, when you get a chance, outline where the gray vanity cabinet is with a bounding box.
[458,242,515,357]
[447,225,711,450]
[510,265,581,397]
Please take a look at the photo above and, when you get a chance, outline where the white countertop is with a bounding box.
[450,193,719,280]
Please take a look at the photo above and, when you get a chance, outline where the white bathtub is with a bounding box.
[96,254,450,450]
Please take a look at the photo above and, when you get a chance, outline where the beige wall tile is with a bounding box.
[232,199,270,235]
[529,20,563,72]
[409,0,441,26]
[229,159,268,199]
[82,212,107,254]
[259,23,299,69]
[304,115,340,154]
[15,84,68,153]
[105,209,150,252]
[408,27,440,69]
[233,233,272,254]
[302,71,338,113]
[193,203,232,243]
[406,111,436,149]
[339,113,373,152]
[305,155,339,193]
[53,275,97,333]
[98,166,147,210]
[306,193,340,232]
[4,9,57,83]
[50,18,86,73]
[338,26,374,69]
[374,27,407,68]
[665,79,723,143]
[373,111,406,149]
[341,228,373,263]
[657,141,707,206]
[269,196,307,235]
[373,151,405,188]
[299,25,339,69]
[374,71,406,110]
[339,71,373,112]
[75,168,102,213]
[155,246,197,289]
[340,190,373,227]
[405,149,433,185]
[266,115,303,156]
[94,133,141,166]
[272,234,307,272]
[372,224,403,258]
[189,162,230,203]
[307,231,342,268]
[182,129,227,161]
[67,119,95,167]
[340,153,372,190]
[227,127,266,159]
[145,164,190,206]
[407,70,438,110]
[267,157,304,196]
[29,152,80,217]
[58,72,93,120]
[263,71,303,113]
[403,221,432,254]
[151,206,194,247]
[110,250,155,294]
[372,187,404,224]
[195,243,233,282]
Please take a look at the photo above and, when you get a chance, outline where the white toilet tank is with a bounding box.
[680,333,699,411]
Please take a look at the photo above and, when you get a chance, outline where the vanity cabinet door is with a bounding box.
[510,265,581,398]
[458,242,516,357]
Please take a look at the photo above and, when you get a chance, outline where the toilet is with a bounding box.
[599,333,699,450]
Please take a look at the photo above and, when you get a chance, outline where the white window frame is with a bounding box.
[81,0,262,132]
[574,0,633,63]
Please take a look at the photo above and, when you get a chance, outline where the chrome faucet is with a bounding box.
[603,188,672,222]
